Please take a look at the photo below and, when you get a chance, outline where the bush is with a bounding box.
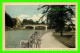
[65,26,72,31]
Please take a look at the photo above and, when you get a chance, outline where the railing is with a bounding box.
[20,32,41,48]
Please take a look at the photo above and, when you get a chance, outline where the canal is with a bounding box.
[5,30,37,48]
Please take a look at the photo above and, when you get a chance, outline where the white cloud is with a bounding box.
[18,14,30,21]
[29,14,39,22]
[18,14,47,22]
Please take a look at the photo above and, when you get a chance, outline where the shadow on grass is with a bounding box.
[62,35,73,39]
[53,32,75,48]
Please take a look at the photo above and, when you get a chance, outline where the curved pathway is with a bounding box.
[41,32,68,48]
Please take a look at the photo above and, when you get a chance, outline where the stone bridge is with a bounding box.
[23,25,48,30]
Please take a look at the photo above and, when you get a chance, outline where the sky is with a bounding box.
[5,5,46,22]
[5,5,76,24]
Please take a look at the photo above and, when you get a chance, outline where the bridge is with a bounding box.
[23,25,48,30]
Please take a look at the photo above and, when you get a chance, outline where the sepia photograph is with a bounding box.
[3,3,77,50]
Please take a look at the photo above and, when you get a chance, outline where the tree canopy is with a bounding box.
[5,12,17,28]
[38,5,75,36]
[5,12,14,27]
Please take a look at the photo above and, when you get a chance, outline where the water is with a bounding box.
[5,30,36,48]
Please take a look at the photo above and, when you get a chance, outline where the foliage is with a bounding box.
[12,18,17,26]
[5,12,14,28]
[38,5,75,36]
[22,19,35,25]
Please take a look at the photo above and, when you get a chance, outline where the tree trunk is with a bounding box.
[60,28,63,37]
[60,21,63,37]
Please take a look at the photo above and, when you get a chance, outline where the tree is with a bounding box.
[22,19,35,25]
[28,19,34,24]
[12,18,17,26]
[22,19,28,25]
[35,21,39,24]
[5,12,14,28]
[38,5,75,36]
[41,21,45,24]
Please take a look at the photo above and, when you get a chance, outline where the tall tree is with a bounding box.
[5,12,14,28]
[38,5,75,36]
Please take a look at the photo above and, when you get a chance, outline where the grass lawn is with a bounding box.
[53,31,75,48]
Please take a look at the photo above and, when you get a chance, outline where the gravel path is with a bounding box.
[41,32,68,48]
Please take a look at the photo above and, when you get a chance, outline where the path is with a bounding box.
[41,32,68,48]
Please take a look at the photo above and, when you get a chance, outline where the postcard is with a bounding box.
[3,3,77,50]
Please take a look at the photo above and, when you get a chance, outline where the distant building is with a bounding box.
[15,17,21,28]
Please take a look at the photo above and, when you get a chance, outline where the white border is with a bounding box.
[3,3,78,51]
